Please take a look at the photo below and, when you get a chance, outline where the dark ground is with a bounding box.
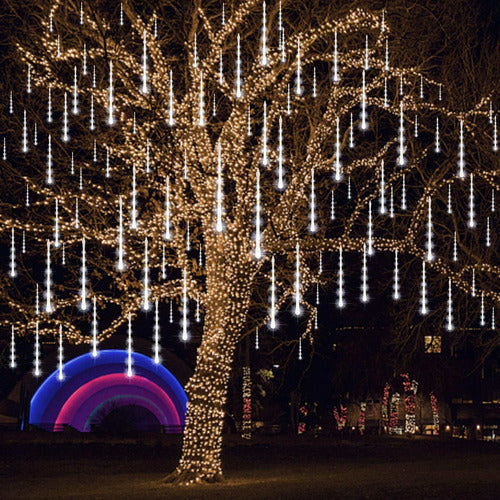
[0,433,498,499]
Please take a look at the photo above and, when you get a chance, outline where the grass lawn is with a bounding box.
[1,433,498,499]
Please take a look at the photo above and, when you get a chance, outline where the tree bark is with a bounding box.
[164,246,252,484]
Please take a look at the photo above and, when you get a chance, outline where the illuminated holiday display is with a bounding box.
[0,0,498,484]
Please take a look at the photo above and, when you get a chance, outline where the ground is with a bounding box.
[0,433,498,499]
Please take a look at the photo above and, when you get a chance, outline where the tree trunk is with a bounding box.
[164,246,252,484]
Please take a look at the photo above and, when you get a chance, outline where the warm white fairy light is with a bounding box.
[295,39,303,95]
[367,200,374,256]
[393,249,400,300]
[92,296,98,357]
[47,135,53,184]
[22,109,28,153]
[142,29,149,94]
[334,117,341,181]
[398,101,405,166]
[360,70,368,130]
[154,298,161,364]
[446,278,453,331]
[10,325,16,369]
[260,1,268,66]
[45,240,53,314]
[309,168,316,232]
[255,169,262,259]
[54,198,60,248]
[62,92,69,142]
[107,61,114,125]
[131,165,138,230]
[458,119,466,178]
[468,173,475,228]
[127,312,133,377]
[168,69,175,126]
[330,190,335,220]
[80,237,88,311]
[277,115,285,189]
[9,228,16,278]
[143,237,150,311]
[269,255,277,330]
[198,70,205,126]
[361,243,369,303]
[181,267,189,342]
[380,160,386,214]
[486,217,491,247]
[401,174,407,210]
[165,176,172,240]
[426,197,434,261]
[453,231,458,262]
[420,261,428,315]
[57,324,64,381]
[364,35,369,70]
[216,142,224,232]
[294,242,301,316]
[333,30,340,82]
[337,246,344,309]
[34,321,41,377]
[236,34,242,98]
[434,117,440,153]
[480,292,485,326]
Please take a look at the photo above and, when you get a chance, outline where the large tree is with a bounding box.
[1,0,498,483]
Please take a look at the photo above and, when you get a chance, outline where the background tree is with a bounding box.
[0,0,498,484]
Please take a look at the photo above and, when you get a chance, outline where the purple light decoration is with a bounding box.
[30,350,187,432]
